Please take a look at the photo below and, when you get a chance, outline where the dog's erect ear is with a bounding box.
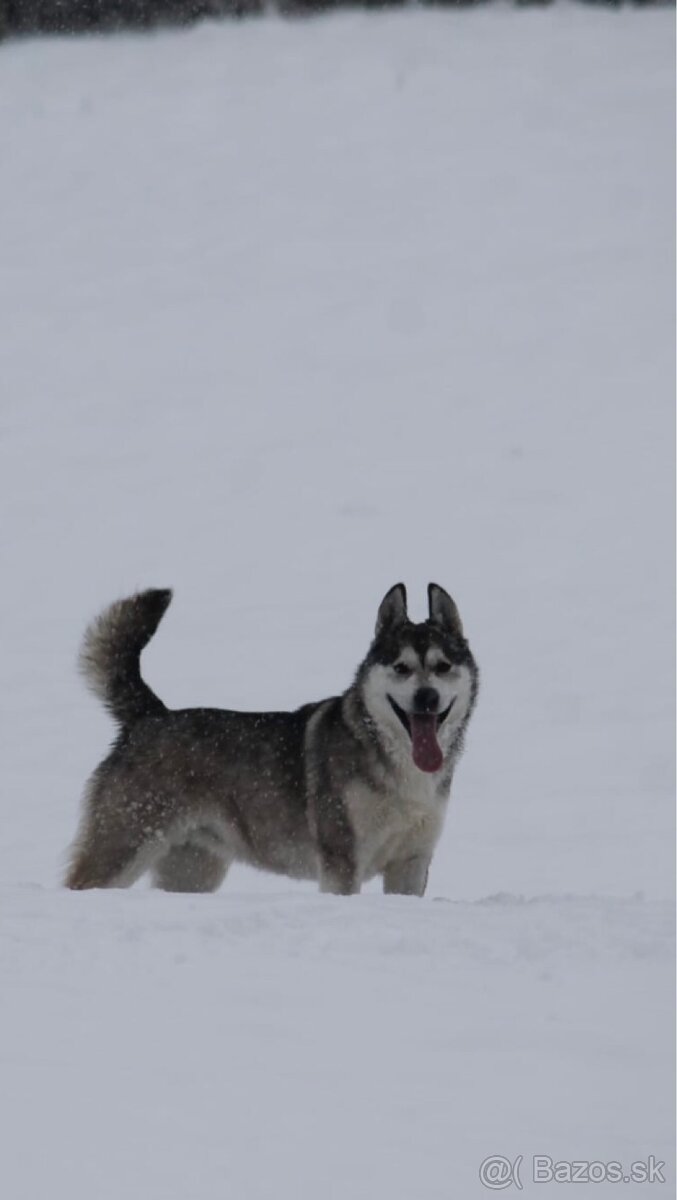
[428,583,463,636]
[375,583,407,635]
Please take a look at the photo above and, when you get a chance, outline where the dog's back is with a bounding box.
[67,591,321,890]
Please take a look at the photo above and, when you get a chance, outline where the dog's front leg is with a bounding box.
[319,854,361,896]
[311,789,360,895]
[382,855,430,897]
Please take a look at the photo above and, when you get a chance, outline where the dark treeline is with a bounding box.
[1,0,669,39]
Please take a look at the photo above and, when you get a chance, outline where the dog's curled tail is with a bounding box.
[79,589,172,728]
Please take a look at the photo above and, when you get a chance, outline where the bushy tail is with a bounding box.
[79,589,172,728]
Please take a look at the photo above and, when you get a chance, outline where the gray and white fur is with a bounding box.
[65,583,478,896]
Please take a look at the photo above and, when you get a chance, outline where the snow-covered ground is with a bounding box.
[1,8,674,1198]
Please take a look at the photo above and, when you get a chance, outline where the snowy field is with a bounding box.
[1,8,674,1198]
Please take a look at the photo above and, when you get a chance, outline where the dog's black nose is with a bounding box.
[413,687,439,714]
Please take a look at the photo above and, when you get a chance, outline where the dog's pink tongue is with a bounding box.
[410,715,443,773]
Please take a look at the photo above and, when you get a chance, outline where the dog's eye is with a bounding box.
[393,662,412,678]
[434,662,452,675]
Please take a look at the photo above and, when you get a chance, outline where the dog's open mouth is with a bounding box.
[387,696,455,773]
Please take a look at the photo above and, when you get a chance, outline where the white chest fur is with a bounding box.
[344,765,449,881]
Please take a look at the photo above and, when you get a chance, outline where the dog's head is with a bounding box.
[358,583,478,774]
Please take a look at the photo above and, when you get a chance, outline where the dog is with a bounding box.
[65,583,478,896]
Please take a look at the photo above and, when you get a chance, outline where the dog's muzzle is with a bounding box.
[387,694,455,773]
[413,686,440,715]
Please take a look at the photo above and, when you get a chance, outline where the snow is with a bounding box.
[0,8,674,1199]
[2,888,673,1199]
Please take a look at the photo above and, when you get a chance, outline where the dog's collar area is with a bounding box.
[387,695,455,734]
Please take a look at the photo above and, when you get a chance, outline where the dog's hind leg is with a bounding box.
[152,842,230,894]
[66,825,163,890]
[65,770,171,890]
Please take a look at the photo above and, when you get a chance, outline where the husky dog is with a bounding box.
[65,584,478,896]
